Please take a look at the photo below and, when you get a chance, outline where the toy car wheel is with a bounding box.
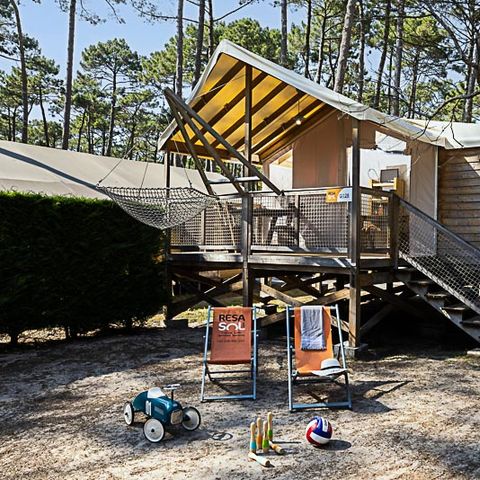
[143,418,165,443]
[182,406,201,431]
[123,401,134,426]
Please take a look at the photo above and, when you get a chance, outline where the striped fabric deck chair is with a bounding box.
[286,305,352,411]
[200,306,258,402]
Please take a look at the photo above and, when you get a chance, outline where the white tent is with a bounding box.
[0,141,235,199]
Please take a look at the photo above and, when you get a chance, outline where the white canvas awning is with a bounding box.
[158,40,480,159]
[0,141,235,199]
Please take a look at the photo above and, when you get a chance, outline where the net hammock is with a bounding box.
[97,185,218,230]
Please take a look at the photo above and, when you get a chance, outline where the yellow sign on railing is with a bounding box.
[326,187,352,203]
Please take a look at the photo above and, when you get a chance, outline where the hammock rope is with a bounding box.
[97,185,218,230]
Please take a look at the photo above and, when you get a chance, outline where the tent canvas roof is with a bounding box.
[0,141,235,199]
[158,40,480,159]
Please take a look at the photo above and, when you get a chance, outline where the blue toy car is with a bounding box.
[123,384,201,442]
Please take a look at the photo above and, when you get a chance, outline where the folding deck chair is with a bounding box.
[286,305,352,411]
[200,306,258,402]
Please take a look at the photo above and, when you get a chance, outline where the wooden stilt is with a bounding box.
[348,118,362,347]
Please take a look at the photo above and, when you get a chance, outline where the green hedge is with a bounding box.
[0,191,165,343]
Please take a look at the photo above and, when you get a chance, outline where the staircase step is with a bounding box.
[442,304,470,315]
[425,291,451,300]
[461,318,480,327]
[409,280,434,287]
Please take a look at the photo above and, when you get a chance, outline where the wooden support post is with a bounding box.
[244,65,252,188]
[163,151,173,323]
[389,194,400,269]
[242,194,254,306]
[348,118,362,347]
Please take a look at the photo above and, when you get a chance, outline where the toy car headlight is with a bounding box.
[170,409,183,425]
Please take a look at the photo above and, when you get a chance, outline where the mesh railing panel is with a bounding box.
[399,200,480,314]
[171,198,242,248]
[205,199,242,247]
[252,195,298,247]
[360,190,390,253]
[299,194,349,251]
[251,192,349,251]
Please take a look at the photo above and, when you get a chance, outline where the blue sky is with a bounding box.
[1,0,304,75]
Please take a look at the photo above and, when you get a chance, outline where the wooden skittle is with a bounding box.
[267,411,273,441]
[249,422,257,454]
[256,417,263,451]
[269,440,286,455]
[248,452,271,467]
[262,421,269,453]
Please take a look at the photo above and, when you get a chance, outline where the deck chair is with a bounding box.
[200,306,258,402]
[286,305,352,411]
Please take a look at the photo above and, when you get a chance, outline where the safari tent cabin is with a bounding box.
[157,40,480,348]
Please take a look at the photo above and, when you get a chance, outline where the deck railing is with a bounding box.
[171,186,395,260]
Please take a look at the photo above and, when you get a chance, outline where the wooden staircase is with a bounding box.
[396,267,480,343]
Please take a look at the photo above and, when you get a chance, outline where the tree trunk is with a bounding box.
[207,0,214,57]
[87,111,93,153]
[7,107,12,140]
[373,0,391,109]
[314,10,327,83]
[77,109,86,151]
[304,0,312,78]
[408,50,419,118]
[106,69,117,157]
[387,42,394,114]
[62,0,76,150]
[38,86,50,147]
[128,122,136,160]
[334,0,357,94]
[9,0,28,143]
[175,0,184,97]
[193,0,205,86]
[280,0,288,66]
[12,106,17,141]
[391,0,405,116]
[357,0,365,102]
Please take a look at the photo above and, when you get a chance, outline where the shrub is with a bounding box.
[0,192,165,344]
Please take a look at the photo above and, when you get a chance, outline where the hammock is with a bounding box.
[97,185,218,230]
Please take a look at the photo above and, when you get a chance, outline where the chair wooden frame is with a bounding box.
[200,306,258,402]
[286,304,352,411]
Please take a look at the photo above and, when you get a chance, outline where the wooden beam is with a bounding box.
[360,304,394,335]
[164,87,282,196]
[165,95,214,195]
[359,271,395,287]
[247,99,324,153]
[192,61,245,110]
[260,283,303,306]
[257,106,333,160]
[165,91,245,194]
[349,118,362,347]
[244,64,253,189]
[211,80,291,148]
[190,71,268,145]
[363,286,424,320]
[165,141,230,159]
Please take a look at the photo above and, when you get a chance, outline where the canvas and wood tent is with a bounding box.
[158,40,480,348]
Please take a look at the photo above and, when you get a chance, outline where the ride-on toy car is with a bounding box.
[123,384,201,442]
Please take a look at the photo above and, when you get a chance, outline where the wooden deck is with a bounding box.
[169,251,393,271]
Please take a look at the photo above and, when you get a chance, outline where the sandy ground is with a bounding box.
[1,327,479,480]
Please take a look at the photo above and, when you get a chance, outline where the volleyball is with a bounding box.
[305,416,333,446]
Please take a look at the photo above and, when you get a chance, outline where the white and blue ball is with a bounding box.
[305,416,333,446]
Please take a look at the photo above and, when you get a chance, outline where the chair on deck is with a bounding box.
[200,306,258,402]
[286,305,352,411]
